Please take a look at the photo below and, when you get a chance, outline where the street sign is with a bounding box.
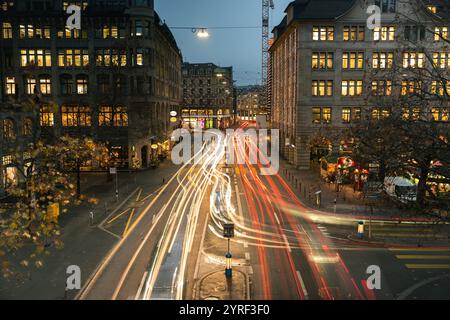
[110,167,117,175]
[223,223,235,238]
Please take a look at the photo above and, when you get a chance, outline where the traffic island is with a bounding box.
[195,269,249,300]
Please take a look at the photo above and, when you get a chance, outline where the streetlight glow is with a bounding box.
[196,28,209,38]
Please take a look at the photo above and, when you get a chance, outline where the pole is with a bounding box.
[115,171,119,202]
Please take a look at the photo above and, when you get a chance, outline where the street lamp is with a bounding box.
[194,28,209,38]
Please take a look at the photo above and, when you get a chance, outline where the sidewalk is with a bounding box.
[195,270,248,300]
[0,160,180,300]
[280,158,432,220]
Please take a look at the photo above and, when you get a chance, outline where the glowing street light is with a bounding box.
[195,28,209,38]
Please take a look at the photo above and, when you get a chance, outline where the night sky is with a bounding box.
[155,0,292,86]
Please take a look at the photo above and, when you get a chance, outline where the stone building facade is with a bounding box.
[270,0,450,169]
[0,0,182,179]
[181,62,234,129]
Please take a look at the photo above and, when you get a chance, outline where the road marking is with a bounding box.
[396,274,450,300]
[375,233,448,238]
[405,264,450,269]
[396,255,450,260]
[389,248,450,252]
[106,208,131,225]
[245,252,250,261]
[296,270,309,300]
[248,266,253,275]
[134,271,148,300]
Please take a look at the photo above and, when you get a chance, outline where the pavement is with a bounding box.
[195,270,248,300]
[0,160,180,300]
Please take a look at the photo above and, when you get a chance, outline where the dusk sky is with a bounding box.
[155,0,293,86]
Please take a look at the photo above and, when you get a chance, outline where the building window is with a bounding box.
[342,52,364,69]
[20,49,52,67]
[373,26,395,41]
[371,80,392,96]
[98,75,110,94]
[341,108,361,124]
[76,75,88,95]
[372,108,391,120]
[61,105,92,127]
[343,25,365,41]
[372,52,394,69]
[136,49,145,66]
[58,27,87,39]
[99,106,128,127]
[2,22,12,39]
[431,80,450,96]
[5,77,16,95]
[134,20,150,37]
[39,75,52,95]
[312,80,333,97]
[312,26,334,41]
[404,25,426,42]
[342,108,351,123]
[312,52,333,69]
[432,52,450,69]
[39,105,54,127]
[403,52,425,68]
[62,1,88,10]
[96,49,127,67]
[19,24,50,39]
[58,49,89,67]
[25,76,37,95]
[434,27,448,41]
[312,107,331,124]
[341,80,363,97]
[113,107,128,127]
[375,0,396,13]
[60,75,73,95]
[3,119,16,141]
[23,118,33,136]
[401,80,422,96]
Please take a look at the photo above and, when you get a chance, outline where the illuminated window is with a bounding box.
[312,80,333,97]
[371,80,392,96]
[374,26,395,41]
[312,26,334,41]
[372,52,394,69]
[312,52,333,69]
[343,25,365,41]
[96,49,127,67]
[432,52,450,69]
[19,24,50,39]
[58,27,87,39]
[113,107,128,127]
[341,80,363,97]
[2,22,12,39]
[403,52,425,68]
[342,108,351,123]
[20,49,52,67]
[58,49,89,67]
[434,27,448,41]
[5,77,16,95]
[98,106,128,127]
[342,52,364,69]
[401,80,422,96]
[431,107,441,121]
[312,107,331,124]
[136,49,145,66]
[63,1,88,11]
[371,108,391,120]
[3,119,16,140]
[431,80,450,96]
[76,75,88,95]
[39,105,54,127]
[39,75,52,95]
[25,76,37,95]
[99,106,113,126]
[61,105,91,127]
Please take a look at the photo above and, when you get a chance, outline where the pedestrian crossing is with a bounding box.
[389,248,450,270]
[369,224,449,240]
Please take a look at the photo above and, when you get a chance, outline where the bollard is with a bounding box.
[357,221,364,239]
